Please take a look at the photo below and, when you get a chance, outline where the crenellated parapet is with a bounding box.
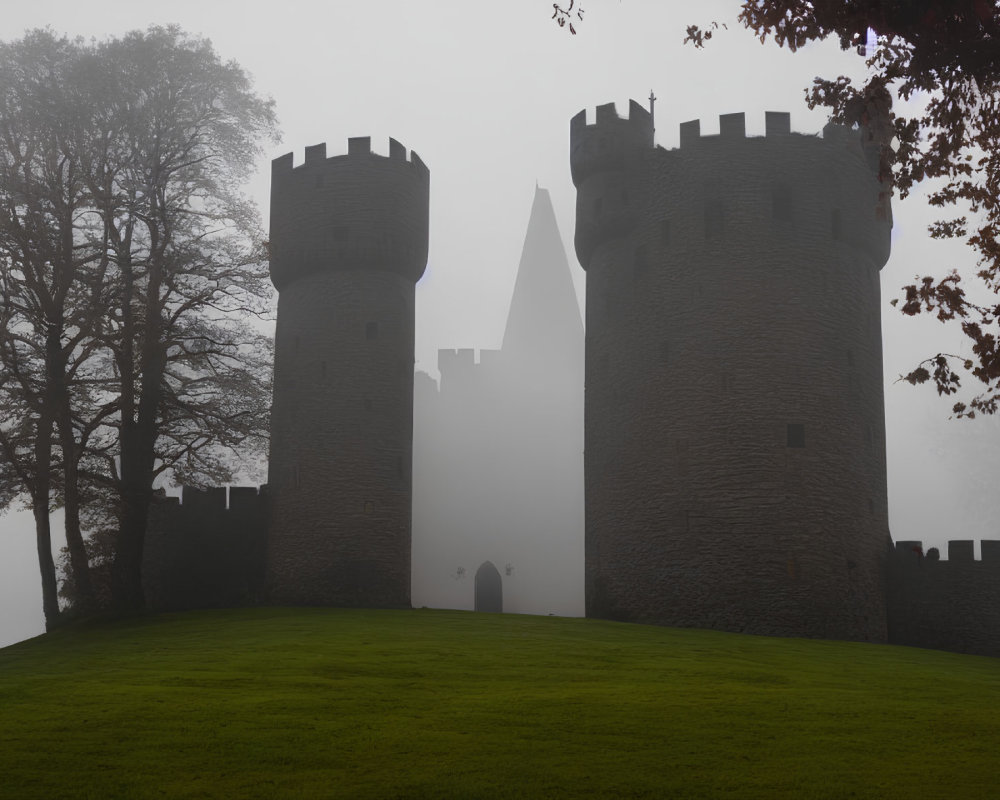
[676,109,791,145]
[569,100,653,185]
[570,101,653,268]
[438,347,477,375]
[570,107,892,272]
[435,347,506,400]
[890,539,1000,564]
[143,486,269,612]
[887,539,1000,657]
[269,137,430,291]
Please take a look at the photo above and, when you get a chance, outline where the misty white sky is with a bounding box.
[1,0,997,647]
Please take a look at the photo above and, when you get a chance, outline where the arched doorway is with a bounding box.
[474,561,503,613]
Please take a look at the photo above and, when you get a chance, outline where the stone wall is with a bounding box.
[143,486,267,611]
[572,103,893,641]
[887,539,1000,657]
[265,138,429,606]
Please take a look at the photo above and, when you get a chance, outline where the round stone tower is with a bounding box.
[266,137,429,607]
[571,103,892,641]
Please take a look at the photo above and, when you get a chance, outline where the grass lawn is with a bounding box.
[1,607,998,799]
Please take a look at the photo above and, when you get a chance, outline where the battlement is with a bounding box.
[668,111,881,158]
[437,347,504,374]
[271,137,429,181]
[154,485,268,512]
[571,101,891,270]
[571,105,871,180]
[570,100,654,188]
[143,485,268,612]
[438,347,477,373]
[887,538,1000,657]
[891,539,1000,563]
[676,111,784,146]
[570,99,652,136]
[663,111,892,228]
[572,104,875,159]
[269,134,430,290]
[149,485,269,529]
[436,347,507,397]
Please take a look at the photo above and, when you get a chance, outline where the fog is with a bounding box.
[2,0,997,647]
[412,186,584,615]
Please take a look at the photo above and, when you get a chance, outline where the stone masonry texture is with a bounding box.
[571,102,893,642]
[265,137,429,606]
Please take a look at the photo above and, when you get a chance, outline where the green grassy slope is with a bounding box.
[1,607,997,799]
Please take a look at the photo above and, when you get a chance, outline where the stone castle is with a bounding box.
[142,103,1000,658]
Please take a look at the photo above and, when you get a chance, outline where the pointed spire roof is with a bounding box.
[501,187,583,370]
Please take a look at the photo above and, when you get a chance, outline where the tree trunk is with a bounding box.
[107,222,144,614]
[110,184,168,614]
[57,413,96,613]
[47,313,96,613]
[111,427,151,614]
[30,402,60,629]
[109,270,165,613]
[32,497,60,630]
[117,294,167,612]
[53,167,97,614]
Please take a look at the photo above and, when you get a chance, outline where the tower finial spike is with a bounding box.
[649,89,656,136]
